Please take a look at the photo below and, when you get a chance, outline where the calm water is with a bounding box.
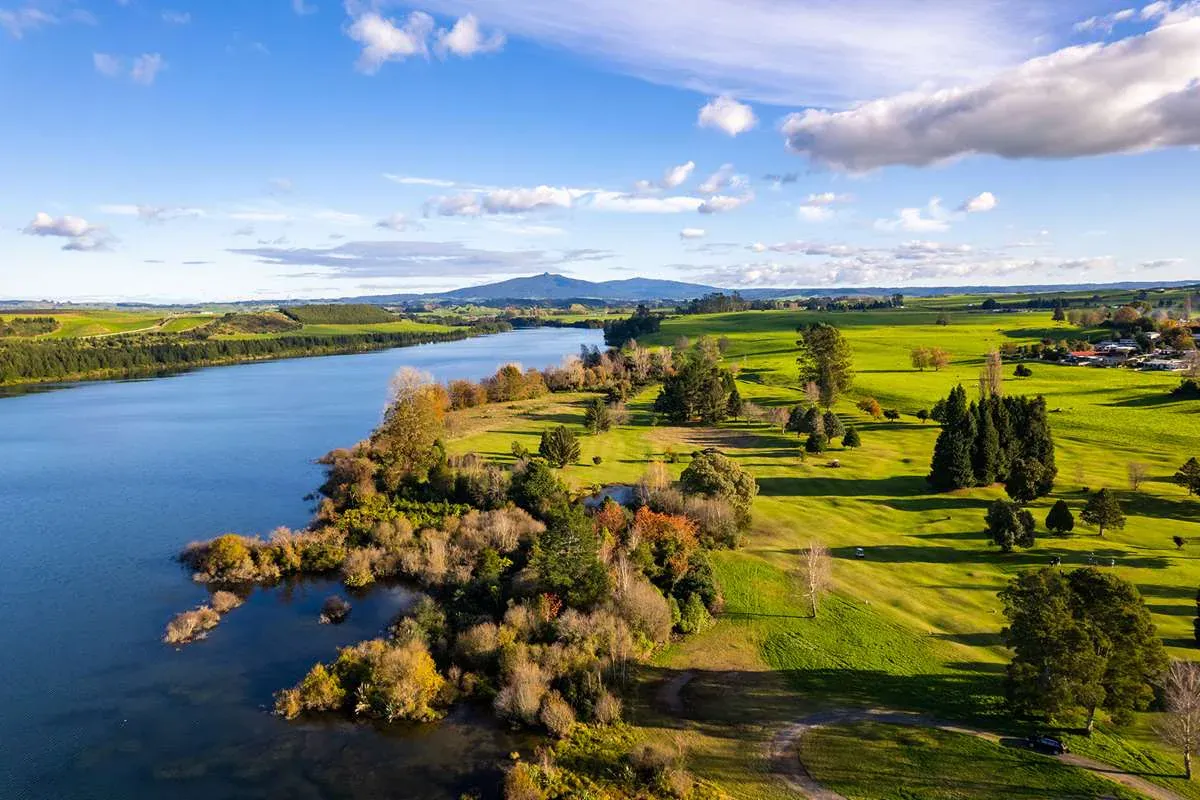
[0,328,602,800]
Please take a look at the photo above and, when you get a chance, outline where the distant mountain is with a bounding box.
[435,273,721,302]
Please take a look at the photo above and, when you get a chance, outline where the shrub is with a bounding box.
[679,451,757,520]
[341,547,380,588]
[539,691,577,738]
[320,595,351,624]
[326,638,447,722]
[593,690,622,725]
[678,593,712,635]
[164,606,220,644]
[495,657,551,726]
[504,763,546,800]
[1014,363,1034,377]
[593,456,603,465]
[614,576,673,644]
[682,495,739,549]
[210,590,243,614]
[455,622,501,668]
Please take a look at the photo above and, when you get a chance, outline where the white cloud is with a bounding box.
[783,18,1200,170]
[589,191,704,213]
[426,185,577,216]
[347,10,434,73]
[661,161,695,189]
[805,192,853,206]
[162,10,191,24]
[697,96,757,136]
[680,228,707,239]
[376,212,414,230]
[131,53,165,85]
[875,198,951,232]
[0,6,96,38]
[406,0,1049,106]
[1074,8,1135,33]
[960,191,998,213]
[697,163,748,194]
[698,193,754,214]
[797,205,834,222]
[313,209,367,225]
[384,173,458,187]
[435,13,505,57]
[293,0,318,15]
[1141,257,1184,268]
[100,204,205,223]
[23,212,113,251]
[93,53,122,78]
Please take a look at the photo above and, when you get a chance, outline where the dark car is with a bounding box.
[1026,735,1068,755]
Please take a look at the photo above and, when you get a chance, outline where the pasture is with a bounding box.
[446,307,1200,799]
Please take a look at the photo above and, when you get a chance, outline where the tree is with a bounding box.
[972,400,1001,486]
[1128,462,1148,492]
[916,409,930,424]
[1175,535,1186,550]
[936,312,951,326]
[530,504,610,608]
[796,323,854,407]
[985,499,1036,552]
[1176,458,1200,496]
[841,426,861,448]
[805,432,828,454]
[1001,567,1166,731]
[1081,489,1125,537]
[1005,458,1047,504]
[726,385,744,420]
[979,350,1004,398]
[583,397,613,434]
[1045,500,1075,535]
[1158,660,1200,779]
[1195,588,1200,645]
[372,367,449,483]
[680,451,758,520]
[928,385,976,490]
[883,408,901,422]
[911,347,931,371]
[800,541,833,617]
[538,426,581,469]
[822,411,845,439]
[654,340,731,424]
[1014,363,1033,378]
[930,347,951,371]
[856,397,882,420]
[1053,302,1066,323]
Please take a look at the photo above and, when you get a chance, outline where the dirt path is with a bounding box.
[655,670,694,716]
[765,708,1184,800]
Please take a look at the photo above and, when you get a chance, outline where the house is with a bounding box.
[1143,359,1185,372]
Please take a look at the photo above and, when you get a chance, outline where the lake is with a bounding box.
[0,327,603,800]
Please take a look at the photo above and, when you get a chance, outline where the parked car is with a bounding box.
[1025,735,1068,755]
[854,547,865,559]
[1049,556,1062,566]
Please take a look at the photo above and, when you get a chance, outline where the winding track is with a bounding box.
[657,673,1183,800]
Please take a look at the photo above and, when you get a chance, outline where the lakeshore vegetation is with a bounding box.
[161,288,1200,800]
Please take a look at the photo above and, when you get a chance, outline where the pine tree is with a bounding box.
[971,400,1000,486]
[726,385,744,420]
[928,385,976,490]
[805,432,828,454]
[989,396,1014,480]
[786,405,807,437]
[822,410,845,439]
[803,406,825,436]
[1045,499,1075,534]
[985,499,1037,552]
[842,426,861,448]
[1022,396,1058,496]
[1175,457,1200,496]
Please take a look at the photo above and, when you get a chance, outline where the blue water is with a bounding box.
[0,328,601,800]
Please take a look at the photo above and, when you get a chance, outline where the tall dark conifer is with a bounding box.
[972,400,1001,486]
[928,385,977,490]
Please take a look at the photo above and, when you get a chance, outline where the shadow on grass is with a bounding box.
[1147,603,1195,617]
[757,474,929,499]
[935,632,1005,648]
[827,544,1171,570]
[1102,393,1194,410]
[875,496,995,513]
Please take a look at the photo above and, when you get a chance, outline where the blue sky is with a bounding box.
[2,0,1199,302]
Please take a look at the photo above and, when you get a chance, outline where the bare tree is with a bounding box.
[1158,659,1200,779]
[800,541,834,618]
[768,406,789,433]
[979,350,1004,399]
[1128,462,1149,492]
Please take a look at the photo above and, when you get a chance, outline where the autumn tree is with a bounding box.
[372,367,449,484]
[911,347,931,371]
[1081,489,1125,537]
[800,540,833,617]
[856,397,883,420]
[1128,462,1148,492]
[930,347,951,371]
[1158,660,1200,780]
[797,323,854,407]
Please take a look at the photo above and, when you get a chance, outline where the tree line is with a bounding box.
[0,316,58,337]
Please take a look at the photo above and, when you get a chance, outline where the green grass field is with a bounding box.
[445,306,1200,799]
[801,722,1143,799]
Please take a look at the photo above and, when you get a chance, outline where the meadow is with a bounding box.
[445,307,1200,800]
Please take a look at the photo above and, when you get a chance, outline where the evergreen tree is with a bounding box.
[726,384,744,420]
[1081,489,1125,536]
[1005,458,1047,504]
[971,400,1000,486]
[530,504,611,608]
[989,396,1014,480]
[1194,588,1200,645]
[796,323,855,408]
[1045,499,1075,534]
[803,406,825,436]
[1053,301,1066,322]
[805,432,828,454]
[842,426,861,448]
[538,426,581,468]
[822,410,845,439]
[786,405,807,436]
[985,499,1036,552]
[1175,457,1200,496]
[1016,396,1057,496]
[927,385,976,490]
[583,397,613,434]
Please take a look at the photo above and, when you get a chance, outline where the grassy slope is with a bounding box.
[0,310,453,339]
[801,722,1143,800]
[446,308,1200,799]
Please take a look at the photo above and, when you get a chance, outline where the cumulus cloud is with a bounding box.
[697,163,748,194]
[797,205,834,223]
[698,95,757,136]
[661,161,696,189]
[228,239,609,278]
[875,198,953,232]
[796,192,852,222]
[425,185,577,216]
[680,228,707,239]
[698,193,754,214]
[435,13,505,57]
[783,18,1200,170]
[348,10,435,73]
[960,191,998,213]
[23,212,114,251]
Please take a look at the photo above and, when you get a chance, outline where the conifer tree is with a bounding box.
[822,410,845,439]
[971,400,1001,486]
[928,385,976,490]
[842,426,861,448]
[1082,489,1125,537]
[1046,499,1075,534]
